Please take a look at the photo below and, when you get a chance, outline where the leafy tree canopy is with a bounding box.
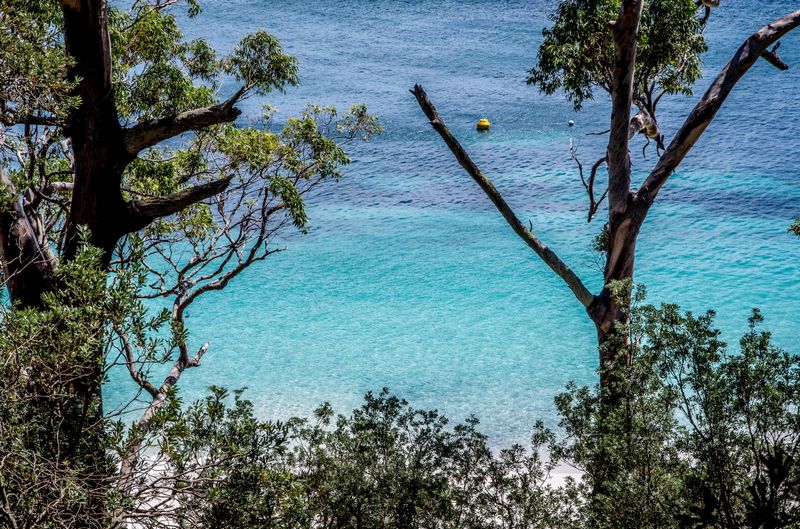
[528,0,707,114]
[0,1,379,525]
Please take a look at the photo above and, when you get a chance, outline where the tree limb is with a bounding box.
[606,0,644,215]
[411,84,595,309]
[761,42,789,70]
[122,88,245,156]
[0,113,62,127]
[44,181,74,194]
[569,140,607,222]
[588,157,608,222]
[125,177,232,233]
[0,167,57,307]
[113,324,158,398]
[118,342,210,486]
[638,9,800,207]
[141,342,209,426]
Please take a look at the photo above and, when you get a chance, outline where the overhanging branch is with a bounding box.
[411,84,595,309]
[122,88,245,156]
[125,177,232,233]
[638,9,800,207]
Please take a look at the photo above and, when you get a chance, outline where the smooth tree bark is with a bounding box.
[413,4,800,394]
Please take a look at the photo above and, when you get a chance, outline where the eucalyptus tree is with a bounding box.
[412,1,800,393]
[0,0,377,525]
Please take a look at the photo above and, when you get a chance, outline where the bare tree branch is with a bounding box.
[588,157,608,223]
[118,342,210,486]
[143,342,208,425]
[113,325,158,398]
[638,9,800,207]
[411,84,595,309]
[761,42,789,70]
[122,88,246,156]
[569,140,607,222]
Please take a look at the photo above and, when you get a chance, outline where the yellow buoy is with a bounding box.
[476,118,491,131]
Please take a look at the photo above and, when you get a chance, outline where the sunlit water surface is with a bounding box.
[106,0,800,446]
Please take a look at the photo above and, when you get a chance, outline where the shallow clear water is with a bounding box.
[106,0,800,446]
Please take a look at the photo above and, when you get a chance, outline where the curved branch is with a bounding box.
[588,156,608,222]
[638,9,800,207]
[761,42,789,70]
[569,141,607,222]
[141,342,209,426]
[411,84,594,309]
[113,325,158,398]
[122,88,245,156]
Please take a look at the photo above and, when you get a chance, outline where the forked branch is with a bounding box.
[638,9,800,207]
[411,84,594,309]
[118,341,210,486]
[569,140,608,222]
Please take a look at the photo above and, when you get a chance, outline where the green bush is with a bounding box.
[3,261,800,528]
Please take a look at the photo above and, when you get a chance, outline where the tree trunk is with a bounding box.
[43,3,125,525]
[61,0,130,266]
[0,169,56,308]
[588,217,640,394]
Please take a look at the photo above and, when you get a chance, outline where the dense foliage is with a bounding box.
[527,0,707,113]
[0,0,378,526]
[556,284,800,528]
[4,256,800,528]
[3,0,799,527]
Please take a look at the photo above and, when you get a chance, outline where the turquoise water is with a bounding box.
[106,1,800,446]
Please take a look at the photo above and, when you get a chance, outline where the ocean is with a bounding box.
[105,0,800,446]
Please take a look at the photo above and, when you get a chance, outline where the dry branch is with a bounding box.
[411,84,594,309]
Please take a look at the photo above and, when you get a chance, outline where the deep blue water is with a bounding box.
[106,1,800,446]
